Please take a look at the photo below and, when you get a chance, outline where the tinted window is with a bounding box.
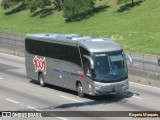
[92,50,128,83]
[25,39,81,66]
[79,46,90,56]
[79,46,91,72]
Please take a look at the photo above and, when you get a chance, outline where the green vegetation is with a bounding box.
[0,0,160,55]
[62,0,95,22]
[25,0,51,13]
[118,0,135,6]
[1,0,64,12]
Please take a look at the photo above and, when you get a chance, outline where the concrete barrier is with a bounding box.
[128,68,160,87]
[0,43,25,57]
[0,32,25,57]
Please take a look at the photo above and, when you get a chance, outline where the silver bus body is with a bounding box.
[25,33,129,96]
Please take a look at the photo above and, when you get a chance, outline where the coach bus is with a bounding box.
[25,33,132,97]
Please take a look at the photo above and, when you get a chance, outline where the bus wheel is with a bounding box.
[38,73,45,87]
[77,82,84,98]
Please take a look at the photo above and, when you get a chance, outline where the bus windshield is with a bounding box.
[92,50,128,83]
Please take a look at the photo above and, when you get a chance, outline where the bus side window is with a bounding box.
[79,46,92,77]
[83,57,92,77]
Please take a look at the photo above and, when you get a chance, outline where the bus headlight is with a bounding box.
[94,84,102,89]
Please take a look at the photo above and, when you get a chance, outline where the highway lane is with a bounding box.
[0,53,160,120]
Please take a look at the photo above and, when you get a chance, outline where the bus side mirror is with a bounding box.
[125,53,133,67]
[83,55,94,69]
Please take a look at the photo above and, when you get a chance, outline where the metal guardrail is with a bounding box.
[0,32,160,72]
[126,52,160,74]
[126,52,160,87]
[0,32,25,56]
[0,32,25,47]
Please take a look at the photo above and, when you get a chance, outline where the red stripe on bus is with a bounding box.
[77,74,87,79]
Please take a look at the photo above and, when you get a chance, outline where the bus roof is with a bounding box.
[26,33,122,52]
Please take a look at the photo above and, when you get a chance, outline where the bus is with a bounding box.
[25,33,132,97]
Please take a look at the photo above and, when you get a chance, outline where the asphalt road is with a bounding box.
[0,53,160,120]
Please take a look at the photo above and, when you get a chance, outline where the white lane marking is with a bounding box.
[6,99,19,104]
[130,82,160,90]
[0,78,4,80]
[59,95,82,102]
[27,106,41,111]
[56,117,69,120]
[132,96,142,99]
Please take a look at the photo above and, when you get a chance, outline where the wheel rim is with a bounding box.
[78,85,83,95]
[40,78,44,85]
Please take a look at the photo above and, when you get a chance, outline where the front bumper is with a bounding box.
[93,79,129,96]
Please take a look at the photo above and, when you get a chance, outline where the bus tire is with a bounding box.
[77,82,85,98]
[158,59,160,66]
[38,73,45,87]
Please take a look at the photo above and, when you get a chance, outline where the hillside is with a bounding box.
[0,0,160,55]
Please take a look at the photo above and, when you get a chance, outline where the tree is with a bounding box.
[1,0,24,9]
[52,0,64,11]
[62,0,95,22]
[25,0,51,13]
[118,0,135,6]
[25,0,63,13]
